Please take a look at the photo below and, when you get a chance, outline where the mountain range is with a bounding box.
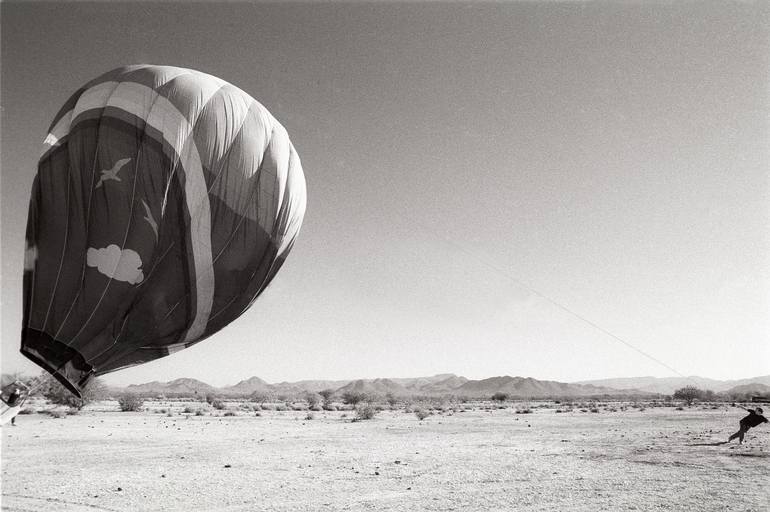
[575,375,770,395]
[110,374,770,399]
[5,372,766,400]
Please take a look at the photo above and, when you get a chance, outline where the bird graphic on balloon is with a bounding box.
[95,157,131,189]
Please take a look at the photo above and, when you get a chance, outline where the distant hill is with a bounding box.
[276,379,351,393]
[722,383,770,396]
[389,374,464,391]
[336,378,409,396]
[454,376,642,398]
[124,378,217,396]
[575,375,770,395]
[421,375,469,394]
[221,376,272,395]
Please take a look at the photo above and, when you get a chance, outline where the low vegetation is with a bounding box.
[491,392,509,403]
[39,375,105,410]
[304,392,321,408]
[117,394,144,412]
[354,403,378,421]
[673,386,716,406]
[342,391,368,406]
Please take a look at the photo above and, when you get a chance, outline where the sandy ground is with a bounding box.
[1,403,768,511]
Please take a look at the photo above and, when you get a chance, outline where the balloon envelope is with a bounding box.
[21,65,307,396]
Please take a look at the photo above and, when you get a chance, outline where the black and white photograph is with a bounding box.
[1,1,768,510]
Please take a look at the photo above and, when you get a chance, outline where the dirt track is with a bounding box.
[2,404,768,511]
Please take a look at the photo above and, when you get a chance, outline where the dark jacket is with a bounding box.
[740,410,768,429]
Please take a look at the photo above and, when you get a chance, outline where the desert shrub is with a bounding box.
[414,407,430,420]
[117,394,144,412]
[183,406,195,414]
[205,393,218,405]
[318,389,335,407]
[673,386,706,406]
[291,404,307,411]
[309,405,322,412]
[166,411,174,417]
[48,410,66,419]
[261,404,275,411]
[159,408,168,414]
[65,408,79,415]
[516,408,533,414]
[303,392,321,408]
[590,408,600,413]
[385,392,398,407]
[275,404,288,412]
[322,404,337,411]
[19,407,35,415]
[40,375,105,410]
[250,391,273,406]
[224,411,236,417]
[675,406,684,411]
[354,404,378,421]
[491,392,509,402]
[195,409,205,416]
[305,412,315,420]
[342,391,368,406]
[211,400,225,410]
[254,412,262,417]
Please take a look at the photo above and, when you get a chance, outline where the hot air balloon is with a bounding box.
[20,65,307,397]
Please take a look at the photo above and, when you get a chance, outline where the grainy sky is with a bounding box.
[2,1,768,386]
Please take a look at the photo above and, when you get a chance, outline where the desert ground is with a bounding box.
[2,401,768,511]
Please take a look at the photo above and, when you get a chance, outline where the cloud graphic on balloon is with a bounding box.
[86,245,144,284]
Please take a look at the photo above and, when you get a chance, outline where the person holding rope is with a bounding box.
[727,406,767,444]
[6,386,22,425]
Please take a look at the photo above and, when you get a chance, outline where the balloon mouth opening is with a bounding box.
[20,328,95,399]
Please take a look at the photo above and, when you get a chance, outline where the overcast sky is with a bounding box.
[2,1,768,387]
